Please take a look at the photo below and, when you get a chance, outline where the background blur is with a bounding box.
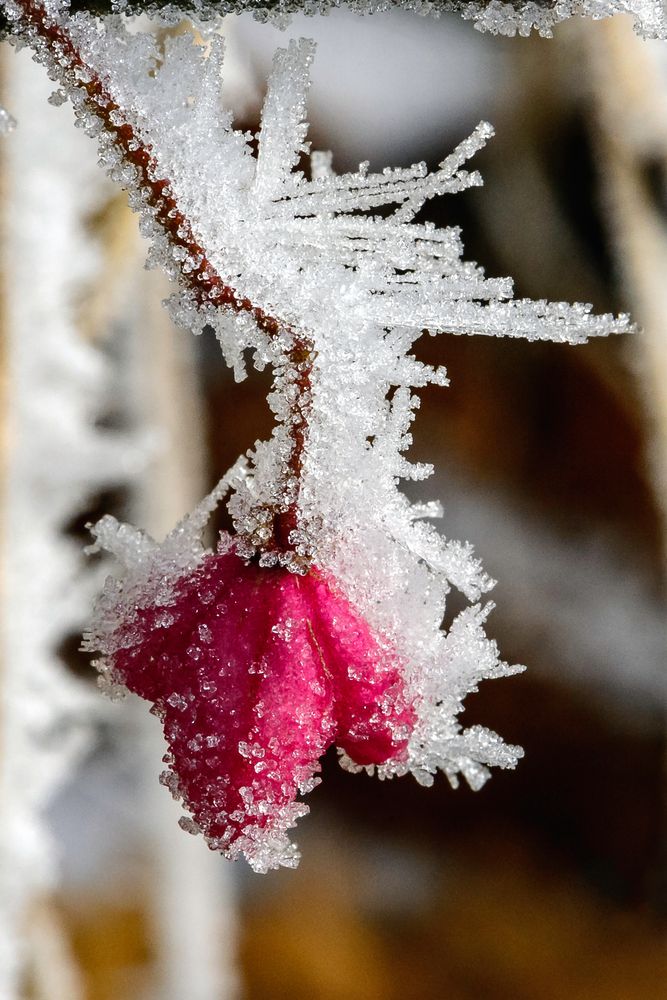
[1,9,664,1000]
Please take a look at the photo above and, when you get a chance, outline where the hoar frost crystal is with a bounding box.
[7,2,632,870]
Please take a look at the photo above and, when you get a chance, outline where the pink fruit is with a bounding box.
[108,546,415,869]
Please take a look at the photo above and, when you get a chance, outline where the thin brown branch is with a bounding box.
[11,0,312,557]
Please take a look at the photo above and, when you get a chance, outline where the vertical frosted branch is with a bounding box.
[0,49,144,995]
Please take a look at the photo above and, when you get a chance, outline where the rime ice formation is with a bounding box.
[7,6,633,869]
[456,0,666,38]
[4,1,665,39]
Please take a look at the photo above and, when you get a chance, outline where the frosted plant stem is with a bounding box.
[10,0,315,559]
[7,5,634,872]
[5,2,632,580]
[10,4,279,329]
[2,1,665,41]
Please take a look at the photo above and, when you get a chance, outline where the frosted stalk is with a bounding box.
[5,7,634,871]
[7,1,664,38]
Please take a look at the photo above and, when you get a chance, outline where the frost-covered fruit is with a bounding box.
[111,548,415,870]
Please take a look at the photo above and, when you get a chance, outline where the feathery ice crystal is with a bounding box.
[9,5,632,870]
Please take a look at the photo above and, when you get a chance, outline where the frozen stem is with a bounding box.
[11,0,313,558]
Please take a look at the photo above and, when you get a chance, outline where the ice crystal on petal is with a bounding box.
[84,490,414,873]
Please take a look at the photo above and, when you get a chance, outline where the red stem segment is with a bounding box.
[13,0,312,557]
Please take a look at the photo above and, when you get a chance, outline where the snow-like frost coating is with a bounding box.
[18,0,666,39]
[7,8,633,868]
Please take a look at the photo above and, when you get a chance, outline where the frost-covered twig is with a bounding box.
[4,6,634,872]
[1,1,665,41]
[4,2,633,554]
[8,0,316,561]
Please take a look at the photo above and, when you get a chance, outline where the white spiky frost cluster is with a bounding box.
[455,0,666,38]
[105,0,667,40]
[59,20,632,788]
[14,7,632,865]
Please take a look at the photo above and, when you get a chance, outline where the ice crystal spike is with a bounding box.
[9,9,630,571]
[7,10,632,352]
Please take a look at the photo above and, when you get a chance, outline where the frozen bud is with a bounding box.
[93,544,414,872]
